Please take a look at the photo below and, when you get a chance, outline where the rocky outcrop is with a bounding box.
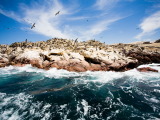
[154,39,160,43]
[137,67,158,72]
[126,51,160,65]
[0,38,159,72]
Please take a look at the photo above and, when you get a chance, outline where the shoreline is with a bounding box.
[0,38,160,72]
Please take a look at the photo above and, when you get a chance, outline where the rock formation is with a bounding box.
[0,38,160,72]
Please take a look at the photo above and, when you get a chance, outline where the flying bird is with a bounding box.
[55,11,60,16]
[7,28,10,30]
[87,20,88,22]
[31,23,35,29]
[136,28,139,30]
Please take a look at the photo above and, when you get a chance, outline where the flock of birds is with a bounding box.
[1,10,140,43]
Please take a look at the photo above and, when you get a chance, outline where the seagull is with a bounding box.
[31,23,35,29]
[55,11,60,16]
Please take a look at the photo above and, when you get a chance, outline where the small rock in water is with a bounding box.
[137,67,158,72]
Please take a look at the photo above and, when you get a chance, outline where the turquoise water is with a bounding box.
[0,64,160,120]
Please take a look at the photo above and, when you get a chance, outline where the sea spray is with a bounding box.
[0,64,160,119]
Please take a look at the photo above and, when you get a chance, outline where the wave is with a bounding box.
[1,63,160,83]
[0,64,160,119]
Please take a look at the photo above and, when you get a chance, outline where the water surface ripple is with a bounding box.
[0,64,160,120]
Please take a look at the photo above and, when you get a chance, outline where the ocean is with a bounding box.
[0,64,160,120]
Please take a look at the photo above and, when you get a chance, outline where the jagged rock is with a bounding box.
[42,60,49,67]
[30,59,43,69]
[0,63,6,67]
[0,37,159,72]
[0,58,9,63]
[137,67,158,72]
[154,39,160,43]
[143,41,151,44]
[67,63,86,72]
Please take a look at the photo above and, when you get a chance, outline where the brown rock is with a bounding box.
[137,67,158,72]
[0,58,9,63]
[51,63,60,69]
[0,63,6,68]
[90,63,102,71]
[80,60,90,68]
[30,59,43,69]
[57,60,69,67]
[42,60,49,67]
[13,63,27,67]
[67,64,86,72]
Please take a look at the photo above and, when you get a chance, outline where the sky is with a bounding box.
[0,0,160,45]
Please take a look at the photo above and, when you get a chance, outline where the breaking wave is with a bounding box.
[0,63,160,119]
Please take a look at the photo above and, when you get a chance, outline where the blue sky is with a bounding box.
[0,0,160,45]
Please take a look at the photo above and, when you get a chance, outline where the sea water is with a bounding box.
[0,64,160,120]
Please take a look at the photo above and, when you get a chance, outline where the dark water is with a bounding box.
[0,64,160,120]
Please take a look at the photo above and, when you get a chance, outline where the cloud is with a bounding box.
[135,10,160,39]
[77,17,125,41]
[0,0,128,41]
[94,0,135,10]
[0,9,22,22]
[94,0,120,10]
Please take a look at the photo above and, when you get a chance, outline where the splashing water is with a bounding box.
[0,64,160,119]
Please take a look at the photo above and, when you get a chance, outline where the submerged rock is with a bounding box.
[137,67,158,72]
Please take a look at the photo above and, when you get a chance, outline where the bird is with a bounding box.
[136,28,139,30]
[55,11,60,16]
[7,28,10,30]
[87,20,88,22]
[100,36,103,38]
[31,23,35,29]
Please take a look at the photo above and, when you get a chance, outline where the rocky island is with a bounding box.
[0,38,160,72]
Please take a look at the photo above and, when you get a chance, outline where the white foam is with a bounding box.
[0,92,52,120]
[81,99,91,116]
[0,63,160,86]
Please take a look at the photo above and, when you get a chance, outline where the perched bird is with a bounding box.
[55,11,60,16]
[31,23,35,29]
